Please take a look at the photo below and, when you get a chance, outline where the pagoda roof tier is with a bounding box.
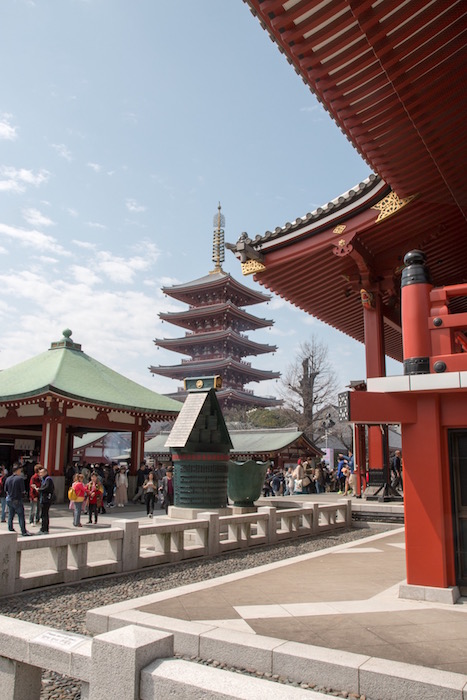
[154,329,277,357]
[159,301,273,332]
[150,356,280,383]
[162,271,271,307]
[164,387,282,409]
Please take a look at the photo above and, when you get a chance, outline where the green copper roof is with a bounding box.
[0,330,182,415]
[144,428,320,455]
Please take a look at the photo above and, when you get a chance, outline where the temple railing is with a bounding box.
[429,283,467,373]
[0,501,351,597]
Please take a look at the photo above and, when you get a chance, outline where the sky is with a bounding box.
[0,0,402,403]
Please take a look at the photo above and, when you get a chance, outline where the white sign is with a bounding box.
[34,631,85,650]
[14,439,35,451]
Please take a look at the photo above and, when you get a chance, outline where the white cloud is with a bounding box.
[86,221,107,230]
[71,265,102,286]
[95,250,154,283]
[67,208,78,217]
[0,114,18,141]
[72,239,97,250]
[0,246,7,255]
[22,208,55,227]
[51,143,72,161]
[122,112,138,124]
[87,162,101,172]
[0,269,175,393]
[36,255,59,264]
[126,198,146,213]
[0,222,69,255]
[0,166,50,193]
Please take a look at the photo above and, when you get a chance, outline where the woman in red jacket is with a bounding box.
[86,472,103,525]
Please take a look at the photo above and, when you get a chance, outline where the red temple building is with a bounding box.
[228,1,467,598]
[150,206,281,409]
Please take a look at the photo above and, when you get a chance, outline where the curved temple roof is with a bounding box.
[0,330,182,417]
[227,1,467,362]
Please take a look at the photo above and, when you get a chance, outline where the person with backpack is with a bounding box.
[38,467,55,534]
[68,472,86,527]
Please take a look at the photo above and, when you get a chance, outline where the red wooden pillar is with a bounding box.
[130,417,149,474]
[40,401,66,475]
[363,292,386,469]
[354,424,366,496]
[403,395,456,587]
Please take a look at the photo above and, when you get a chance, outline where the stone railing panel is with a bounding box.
[0,501,351,597]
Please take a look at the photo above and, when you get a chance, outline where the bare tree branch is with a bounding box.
[279,335,339,436]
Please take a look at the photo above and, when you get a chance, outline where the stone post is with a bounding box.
[0,532,17,596]
[198,512,220,556]
[89,625,173,700]
[258,506,277,544]
[0,656,42,699]
[115,520,139,572]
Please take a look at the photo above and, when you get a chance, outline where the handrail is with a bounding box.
[0,501,351,597]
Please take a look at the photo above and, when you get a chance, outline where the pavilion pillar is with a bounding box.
[363,292,386,470]
[403,395,456,587]
[354,423,366,496]
[40,401,67,475]
[130,417,149,474]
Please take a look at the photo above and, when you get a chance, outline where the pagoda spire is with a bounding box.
[211,202,225,274]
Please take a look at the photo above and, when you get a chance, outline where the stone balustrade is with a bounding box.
[0,501,351,597]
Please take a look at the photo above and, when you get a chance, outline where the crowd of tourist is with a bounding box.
[0,458,175,535]
[262,453,359,497]
[65,460,175,522]
[0,451,403,534]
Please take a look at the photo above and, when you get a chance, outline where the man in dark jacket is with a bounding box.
[4,462,30,536]
[38,467,55,534]
[132,461,148,504]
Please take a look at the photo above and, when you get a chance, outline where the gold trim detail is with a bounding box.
[372,191,417,222]
[241,259,266,275]
[333,224,346,235]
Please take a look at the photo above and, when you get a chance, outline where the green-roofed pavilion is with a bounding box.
[0,330,181,496]
[143,427,322,467]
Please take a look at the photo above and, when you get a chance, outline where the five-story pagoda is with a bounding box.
[150,206,281,409]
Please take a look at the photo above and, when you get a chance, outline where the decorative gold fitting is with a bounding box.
[333,224,346,235]
[241,259,266,275]
[372,190,417,222]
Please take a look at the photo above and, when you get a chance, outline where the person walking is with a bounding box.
[29,464,42,525]
[69,473,86,527]
[132,462,148,504]
[159,466,174,513]
[143,472,157,518]
[86,472,103,524]
[114,466,128,507]
[38,467,55,534]
[4,463,31,536]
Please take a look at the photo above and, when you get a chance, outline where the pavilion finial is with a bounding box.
[210,202,225,274]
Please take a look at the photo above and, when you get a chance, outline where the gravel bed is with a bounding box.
[0,526,388,699]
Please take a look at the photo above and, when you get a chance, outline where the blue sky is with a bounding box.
[0,0,401,400]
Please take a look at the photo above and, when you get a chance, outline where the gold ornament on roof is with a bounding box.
[333,224,346,235]
[372,190,417,222]
[241,259,267,276]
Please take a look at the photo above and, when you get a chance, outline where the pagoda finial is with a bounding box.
[210,202,225,274]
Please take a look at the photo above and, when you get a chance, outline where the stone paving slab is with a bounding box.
[133,528,467,676]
